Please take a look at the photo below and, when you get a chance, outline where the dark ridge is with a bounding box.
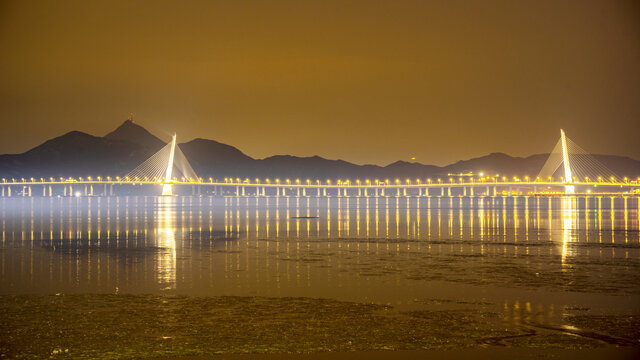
[103,120,165,151]
[1,121,640,179]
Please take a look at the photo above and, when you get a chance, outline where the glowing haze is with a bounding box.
[1,0,639,165]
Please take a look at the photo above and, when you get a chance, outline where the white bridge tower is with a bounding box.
[162,133,177,196]
[560,129,574,194]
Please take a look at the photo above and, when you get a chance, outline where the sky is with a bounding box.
[0,0,639,166]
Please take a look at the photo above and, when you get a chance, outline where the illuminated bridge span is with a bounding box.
[1,130,639,197]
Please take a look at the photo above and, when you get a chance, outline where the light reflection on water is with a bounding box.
[0,195,639,315]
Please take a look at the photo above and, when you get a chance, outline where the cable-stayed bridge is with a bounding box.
[1,130,639,197]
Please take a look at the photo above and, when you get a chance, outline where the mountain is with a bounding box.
[104,120,165,152]
[0,121,166,178]
[1,120,639,180]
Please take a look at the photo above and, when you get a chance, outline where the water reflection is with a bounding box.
[0,195,638,313]
[156,196,176,289]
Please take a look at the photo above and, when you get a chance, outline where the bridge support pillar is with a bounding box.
[7,186,11,197]
[447,187,451,197]
[297,188,300,197]
[84,185,88,196]
[358,188,362,197]
[463,187,467,197]
[470,187,474,197]
[28,186,31,197]
[242,186,245,197]
[403,188,407,197]
[323,188,326,197]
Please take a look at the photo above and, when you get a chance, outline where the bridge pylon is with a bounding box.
[124,132,198,196]
[538,128,618,194]
[560,129,574,194]
[162,133,177,196]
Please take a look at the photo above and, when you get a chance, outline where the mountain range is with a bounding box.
[1,120,639,180]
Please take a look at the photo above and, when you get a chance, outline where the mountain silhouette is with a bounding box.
[1,120,639,180]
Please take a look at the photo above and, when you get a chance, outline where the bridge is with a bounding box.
[1,130,639,197]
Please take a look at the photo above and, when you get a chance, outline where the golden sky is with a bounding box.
[1,0,638,165]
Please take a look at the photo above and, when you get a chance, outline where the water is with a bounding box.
[1,195,639,357]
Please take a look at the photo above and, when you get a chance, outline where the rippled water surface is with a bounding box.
[1,195,639,358]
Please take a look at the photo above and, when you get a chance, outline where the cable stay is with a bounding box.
[124,133,198,195]
[537,129,618,185]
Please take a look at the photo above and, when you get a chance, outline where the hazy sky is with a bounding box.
[1,0,638,165]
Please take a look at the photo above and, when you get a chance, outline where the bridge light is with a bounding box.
[306,179,311,185]
[610,176,615,182]
[366,179,370,184]
[437,178,441,184]
[295,179,300,184]
[597,176,603,182]
[255,178,260,183]
[276,178,280,183]
[624,177,628,183]
[286,179,291,184]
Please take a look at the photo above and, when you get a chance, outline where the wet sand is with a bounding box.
[1,294,638,359]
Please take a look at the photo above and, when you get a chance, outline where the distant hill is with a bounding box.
[0,121,163,178]
[1,120,639,180]
[104,120,165,152]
